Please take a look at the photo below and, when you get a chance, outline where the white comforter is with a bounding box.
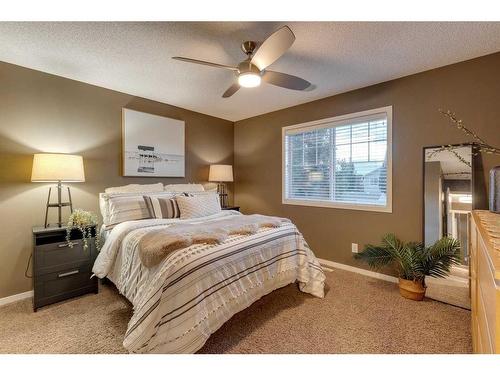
[92,211,325,353]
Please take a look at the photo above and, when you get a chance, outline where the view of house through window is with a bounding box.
[283,107,392,212]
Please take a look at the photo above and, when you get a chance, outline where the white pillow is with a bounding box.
[202,182,218,192]
[184,190,221,205]
[107,195,151,226]
[100,191,174,226]
[100,192,141,225]
[164,183,205,193]
[105,183,164,194]
[176,193,221,219]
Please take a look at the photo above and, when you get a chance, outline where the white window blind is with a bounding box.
[283,107,392,212]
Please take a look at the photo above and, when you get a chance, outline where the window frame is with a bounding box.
[281,106,393,213]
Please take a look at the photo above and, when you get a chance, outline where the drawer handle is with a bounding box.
[58,270,79,278]
[58,242,77,248]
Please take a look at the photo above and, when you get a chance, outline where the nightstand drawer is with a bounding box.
[34,265,97,309]
[34,239,95,276]
[32,225,98,311]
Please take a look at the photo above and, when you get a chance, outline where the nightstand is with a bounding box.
[32,226,98,311]
[222,206,240,212]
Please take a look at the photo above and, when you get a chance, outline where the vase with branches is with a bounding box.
[438,110,500,157]
[438,109,500,213]
[354,234,461,300]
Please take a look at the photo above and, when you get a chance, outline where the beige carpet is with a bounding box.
[0,269,471,354]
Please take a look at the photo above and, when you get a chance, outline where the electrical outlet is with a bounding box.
[351,243,359,253]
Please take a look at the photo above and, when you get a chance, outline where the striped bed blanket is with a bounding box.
[92,211,325,353]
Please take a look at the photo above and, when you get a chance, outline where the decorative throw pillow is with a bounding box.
[143,195,181,219]
[176,193,221,219]
[106,195,152,226]
[100,192,144,225]
[182,190,221,205]
[201,182,218,192]
[100,191,175,225]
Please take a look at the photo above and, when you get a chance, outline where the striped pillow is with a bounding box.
[143,195,181,219]
[103,191,175,226]
[107,195,152,226]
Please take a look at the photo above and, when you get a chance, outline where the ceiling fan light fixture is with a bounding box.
[238,72,261,88]
[173,26,312,98]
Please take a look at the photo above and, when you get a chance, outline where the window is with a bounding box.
[282,106,392,212]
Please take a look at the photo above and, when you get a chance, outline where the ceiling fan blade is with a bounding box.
[263,70,311,90]
[222,83,240,98]
[251,26,295,71]
[172,56,238,71]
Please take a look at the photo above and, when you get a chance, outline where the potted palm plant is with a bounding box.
[354,234,461,301]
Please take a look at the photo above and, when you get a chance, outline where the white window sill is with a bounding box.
[282,198,392,213]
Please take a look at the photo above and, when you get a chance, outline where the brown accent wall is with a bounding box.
[0,62,234,298]
[234,52,500,271]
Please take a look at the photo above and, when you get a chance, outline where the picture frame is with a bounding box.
[122,108,185,177]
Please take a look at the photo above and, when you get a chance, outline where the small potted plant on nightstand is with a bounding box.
[354,234,461,301]
[66,209,101,251]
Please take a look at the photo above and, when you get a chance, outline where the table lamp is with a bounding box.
[31,153,85,228]
[209,164,233,208]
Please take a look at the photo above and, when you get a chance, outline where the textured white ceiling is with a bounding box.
[1,22,500,121]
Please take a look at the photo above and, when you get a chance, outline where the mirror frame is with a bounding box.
[422,142,488,246]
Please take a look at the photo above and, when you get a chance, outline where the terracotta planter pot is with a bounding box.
[398,278,426,301]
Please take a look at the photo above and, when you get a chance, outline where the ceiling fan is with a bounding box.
[172,25,312,98]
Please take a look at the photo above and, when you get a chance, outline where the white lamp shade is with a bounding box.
[209,164,233,182]
[31,153,85,182]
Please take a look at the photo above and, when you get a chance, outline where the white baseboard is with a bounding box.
[0,290,33,307]
[317,258,398,284]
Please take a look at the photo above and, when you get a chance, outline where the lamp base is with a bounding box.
[217,182,228,208]
[44,181,74,228]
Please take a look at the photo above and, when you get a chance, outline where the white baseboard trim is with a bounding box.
[0,290,33,307]
[317,258,398,284]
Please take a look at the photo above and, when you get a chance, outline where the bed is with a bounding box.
[92,185,325,353]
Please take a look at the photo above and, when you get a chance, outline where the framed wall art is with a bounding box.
[122,108,185,177]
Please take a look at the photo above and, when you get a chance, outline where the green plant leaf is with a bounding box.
[421,237,461,279]
[354,244,395,269]
[354,233,460,282]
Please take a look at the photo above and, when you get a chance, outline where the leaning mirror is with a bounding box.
[423,143,487,308]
